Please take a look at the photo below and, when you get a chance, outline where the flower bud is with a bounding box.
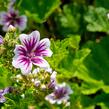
[7,25,16,32]
[41,84,46,90]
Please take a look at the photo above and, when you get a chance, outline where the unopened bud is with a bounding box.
[34,80,40,87]
[41,84,46,90]
[21,94,25,98]
[8,25,16,32]
[16,74,22,82]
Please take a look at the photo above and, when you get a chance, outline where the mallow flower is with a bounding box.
[0,35,3,45]
[12,30,52,75]
[0,8,27,31]
[0,87,12,103]
[45,83,73,105]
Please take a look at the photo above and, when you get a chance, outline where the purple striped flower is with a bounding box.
[45,83,73,104]
[0,35,3,45]
[0,87,12,103]
[0,8,27,31]
[12,30,53,75]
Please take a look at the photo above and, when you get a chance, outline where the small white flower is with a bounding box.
[16,74,22,78]
[32,68,40,75]
[34,80,41,87]
[65,102,70,107]
[16,74,22,82]
[31,79,35,83]
[44,67,52,74]
[41,84,46,90]
[21,94,25,98]
[50,71,57,80]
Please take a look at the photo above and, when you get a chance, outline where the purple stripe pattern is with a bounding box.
[12,30,52,75]
[45,83,73,104]
[0,87,11,103]
[0,8,27,31]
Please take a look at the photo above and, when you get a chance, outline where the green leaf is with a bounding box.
[95,0,109,9]
[61,36,109,95]
[0,0,8,10]
[58,48,91,79]
[49,35,109,95]
[54,3,84,37]
[84,6,109,32]
[47,35,81,70]
[93,92,109,109]
[0,63,11,88]
[19,0,60,23]
[83,36,109,93]
[79,92,109,109]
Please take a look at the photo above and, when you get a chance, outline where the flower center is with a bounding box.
[6,12,19,26]
[54,88,67,99]
[27,52,35,58]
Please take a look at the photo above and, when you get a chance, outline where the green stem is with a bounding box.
[17,0,23,7]
[5,97,16,105]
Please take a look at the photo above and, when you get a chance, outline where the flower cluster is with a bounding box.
[0,8,27,31]
[44,68,73,105]
[12,30,73,106]
[15,67,73,105]
[32,68,57,90]
[15,67,56,90]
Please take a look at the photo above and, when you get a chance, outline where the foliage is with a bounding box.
[18,0,60,23]
[54,3,84,37]
[84,6,109,32]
